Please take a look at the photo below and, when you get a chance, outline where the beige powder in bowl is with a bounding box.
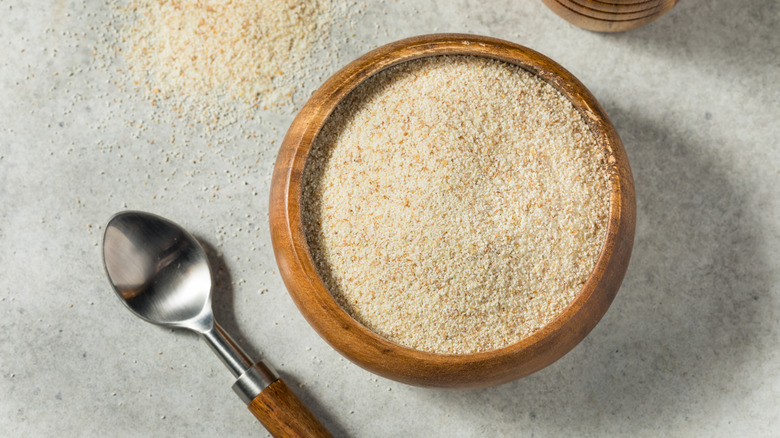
[301,55,610,355]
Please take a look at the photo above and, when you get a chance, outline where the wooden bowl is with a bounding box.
[269,34,635,389]
[542,0,678,32]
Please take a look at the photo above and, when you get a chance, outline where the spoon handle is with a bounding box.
[248,378,333,438]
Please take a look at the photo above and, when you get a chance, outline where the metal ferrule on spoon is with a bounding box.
[202,320,279,403]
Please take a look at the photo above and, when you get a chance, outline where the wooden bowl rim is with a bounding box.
[270,34,635,388]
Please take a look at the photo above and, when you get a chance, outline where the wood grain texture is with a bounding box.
[248,379,332,438]
[269,34,636,388]
[542,0,678,32]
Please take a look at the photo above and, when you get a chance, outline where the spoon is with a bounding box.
[102,211,332,437]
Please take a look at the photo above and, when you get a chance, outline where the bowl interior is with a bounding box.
[269,34,636,388]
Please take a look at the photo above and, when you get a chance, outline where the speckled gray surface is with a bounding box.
[1,1,778,436]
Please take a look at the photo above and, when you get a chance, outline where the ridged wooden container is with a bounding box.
[542,0,677,32]
[269,34,636,389]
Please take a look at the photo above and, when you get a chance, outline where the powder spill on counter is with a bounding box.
[124,0,331,112]
[301,56,611,354]
[98,0,361,130]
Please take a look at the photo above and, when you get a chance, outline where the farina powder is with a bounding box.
[121,0,340,113]
[301,55,610,354]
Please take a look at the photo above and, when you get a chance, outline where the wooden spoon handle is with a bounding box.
[248,378,333,438]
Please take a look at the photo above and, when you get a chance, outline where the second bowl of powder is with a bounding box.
[270,34,636,388]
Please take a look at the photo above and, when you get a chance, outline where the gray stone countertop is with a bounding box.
[1,1,778,436]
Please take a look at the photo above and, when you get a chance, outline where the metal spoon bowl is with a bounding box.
[103,211,213,331]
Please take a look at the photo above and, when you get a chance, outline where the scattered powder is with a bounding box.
[301,56,611,354]
[117,0,356,124]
